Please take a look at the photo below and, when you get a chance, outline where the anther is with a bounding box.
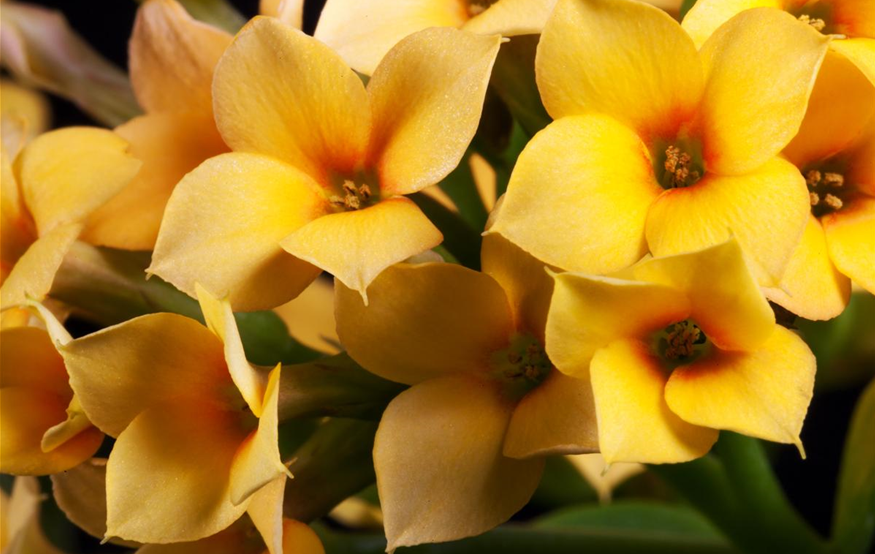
[824,193,843,211]
[809,192,820,207]
[799,14,826,31]
[663,145,700,188]
[823,173,844,188]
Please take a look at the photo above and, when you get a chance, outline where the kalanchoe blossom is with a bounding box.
[490,0,830,288]
[61,285,290,551]
[79,0,230,251]
[0,126,141,310]
[150,18,501,309]
[765,51,875,319]
[684,0,875,85]
[546,239,816,465]
[0,300,103,476]
[335,233,599,549]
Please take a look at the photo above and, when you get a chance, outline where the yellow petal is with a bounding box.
[633,240,776,351]
[367,28,500,195]
[18,127,141,235]
[481,233,553,340]
[0,326,69,395]
[81,112,228,251]
[536,0,703,141]
[566,453,644,503]
[374,375,544,550]
[765,215,851,321]
[503,370,598,459]
[680,0,781,49]
[129,0,231,116]
[230,367,289,506]
[546,273,690,379]
[275,519,325,554]
[830,38,875,86]
[645,157,809,286]
[280,197,442,300]
[464,0,557,36]
[313,0,467,76]
[696,8,830,174]
[272,278,340,355]
[51,459,118,544]
[490,114,661,275]
[213,17,370,183]
[271,0,305,29]
[63,313,229,437]
[150,153,327,312]
[0,387,102,475]
[783,50,875,168]
[823,196,875,294]
[0,79,50,139]
[590,338,718,464]
[105,402,249,543]
[665,326,814,453]
[247,477,287,554]
[1,223,80,310]
[335,261,512,385]
[197,284,266,417]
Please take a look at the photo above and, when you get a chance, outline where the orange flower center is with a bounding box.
[491,333,552,398]
[805,168,848,217]
[328,174,380,212]
[653,320,711,368]
[656,141,704,190]
[790,1,835,34]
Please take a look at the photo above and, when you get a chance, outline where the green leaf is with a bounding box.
[534,501,722,540]
[833,377,875,554]
[235,310,322,366]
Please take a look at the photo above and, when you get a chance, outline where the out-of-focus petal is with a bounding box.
[335,261,512,385]
[665,326,815,454]
[490,114,661,275]
[213,17,370,183]
[272,279,339,355]
[0,223,80,309]
[464,0,557,36]
[681,0,781,48]
[367,28,500,195]
[374,374,544,550]
[590,338,718,464]
[0,79,50,139]
[150,153,327,311]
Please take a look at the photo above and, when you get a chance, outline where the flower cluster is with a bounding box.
[1,0,873,552]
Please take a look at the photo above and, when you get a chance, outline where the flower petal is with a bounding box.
[81,112,228,251]
[63,313,229,437]
[823,196,875,294]
[463,0,557,36]
[314,0,467,76]
[134,521,263,554]
[503,371,598,459]
[680,0,781,48]
[765,215,851,321]
[129,0,231,116]
[18,127,141,235]
[0,387,102,475]
[213,17,370,183]
[335,260,512,385]
[633,240,776,351]
[367,27,500,195]
[590,338,718,464]
[546,273,690,379]
[105,402,249,543]
[490,114,661,275]
[536,0,703,141]
[481,233,553,340]
[276,519,325,554]
[783,50,875,168]
[645,157,810,286]
[247,477,287,554]
[280,197,442,300]
[0,326,69,395]
[831,38,875,86]
[696,8,830,174]
[1,223,80,309]
[374,375,544,550]
[272,279,340,355]
[665,326,814,453]
[150,153,326,312]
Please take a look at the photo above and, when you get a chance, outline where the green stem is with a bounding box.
[409,192,482,270]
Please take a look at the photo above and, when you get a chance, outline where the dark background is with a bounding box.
[14,0,869,540]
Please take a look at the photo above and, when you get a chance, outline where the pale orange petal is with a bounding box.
[463,0,557,36]
[1,223,80,310]
[681,0,781,48]
[823,196,875,294]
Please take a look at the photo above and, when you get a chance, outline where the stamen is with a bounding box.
[809,192,820,207]
[663,145,701,189]
[659,321,708,362]
[804,168,848,216]
[824,193,843,211]
[799,14,826,31]
[492,334,552,397]
[330,179,373,211]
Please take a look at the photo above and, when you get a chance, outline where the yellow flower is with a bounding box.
[684,0,875,85]
[335,234,598,549]
[61,285,289,549]
[79,0,230,251]
[150,18,501,309]
[0,301,103,476]
[763,51,875,319]
[489,0,830,287]
[314,0,556,75]
[546,240,816,465]
[0,126,140,310]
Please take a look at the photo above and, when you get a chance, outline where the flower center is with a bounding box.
[791,1,835,34]
[491,334,552,398]
[329,179,376,211]
[798,14,827,31]
[653,320,710,367]
[805,169,847,217]
[654,139,704,190]
[466,0,498,17]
